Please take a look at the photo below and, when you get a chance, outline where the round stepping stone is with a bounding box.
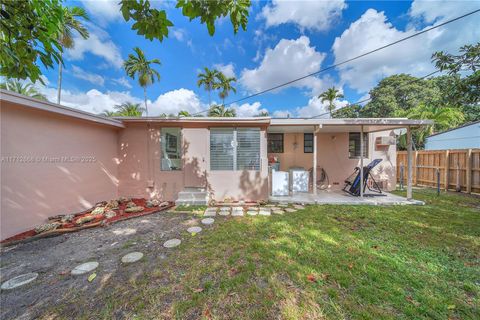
[187,226,202,233]
[273,210,284,215]
[201,218,215,225]
[285,208,297,213]
[247,210,258,216]
[1,273,38,290]
[121,252,143,263]
[71,262,99,275]
[218,211,230,216]
[163,239,181,248]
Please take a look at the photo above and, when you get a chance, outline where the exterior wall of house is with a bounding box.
[268,131,396,191]
[117,124,269,202]
[1,101,119,239]
[425,121,480,150]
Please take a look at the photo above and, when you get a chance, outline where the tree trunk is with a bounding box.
[143,87,148,116]
[57,54,63,104]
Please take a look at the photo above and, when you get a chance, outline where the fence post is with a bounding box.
[466,149,472,194]
[414,151,418,186]
[444,150,449,191]
[400,163,404,190]
[436,168,440,196]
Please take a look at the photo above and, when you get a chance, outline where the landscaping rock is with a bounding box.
[61,214,75,223]
[71,262,99,275]
[201,218,215,225]
[187,226,202,234]
[121,252,144,263]
[91,206,105,215]
[1,273,38,290]
[124,206,144,213]
[118,196,130,203]
[75,215,95,225]
[34,222,60,234]
[146,199,161,208]
[163,239,181,248]
[126,201,136,208]
[105,210,116,219]
[105,200,119,209]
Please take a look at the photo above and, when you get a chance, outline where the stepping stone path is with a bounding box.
[259,208,271,216]
[231,207,244,216]
[187,226,202,233]
[247,210,258,216]
[121,252,144,264]
[204,208,217,217]
[71,261,99,275]
[278,203,289,207]
[273,210,285,215]
[163,239,181,248]
[270,207,281,211]
[293,205,305,210]
[201,218,215,225]
[218,207,231,216]
[1,273,38,290]
[285,208,297,213]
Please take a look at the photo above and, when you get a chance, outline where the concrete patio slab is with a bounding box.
[270,190,424,205]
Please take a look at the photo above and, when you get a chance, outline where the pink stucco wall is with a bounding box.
[269,131,396,191]
[117,124,268,202]
[1,101,120,239]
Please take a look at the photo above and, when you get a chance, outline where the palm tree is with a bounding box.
[124,47,161,116]
[113,102,145,117]
[197,67,220,106]
[1,79,47,100]
[178,110,191,117]
[318,87,344,117]
[100,110,119,117]
[255,111,269,117]
[208,104,236,117]
[57,6,89,104]
[214,73,236,106]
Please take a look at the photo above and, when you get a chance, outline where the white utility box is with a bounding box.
[271,169,289,196]
[290,169,309,193]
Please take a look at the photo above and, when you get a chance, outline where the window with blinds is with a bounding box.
[210,128,260,171]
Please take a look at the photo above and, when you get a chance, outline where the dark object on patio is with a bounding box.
[343,159,385,196]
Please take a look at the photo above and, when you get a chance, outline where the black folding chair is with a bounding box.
[343,159,385,196]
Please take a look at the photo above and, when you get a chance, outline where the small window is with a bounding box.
[268,133,284,153]
[349,132,369,158]
[161,128,181,171]
[304,133,313,153]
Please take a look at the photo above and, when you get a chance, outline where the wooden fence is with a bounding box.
[396,149,480,194]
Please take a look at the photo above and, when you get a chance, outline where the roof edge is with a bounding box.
[0,89,125,128]
[426,120,480,138]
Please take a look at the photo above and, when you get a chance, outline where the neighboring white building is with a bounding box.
[425,121,480,150]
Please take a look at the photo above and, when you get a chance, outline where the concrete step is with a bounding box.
[175,190,209,206]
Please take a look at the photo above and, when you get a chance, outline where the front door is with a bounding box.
[182,128,208,189]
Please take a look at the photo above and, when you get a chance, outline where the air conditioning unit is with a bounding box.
[376,136,395,146]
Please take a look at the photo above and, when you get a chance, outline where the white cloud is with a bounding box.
[80,0,122,25]
[111,77,132,89]
[213,63,236,78]
[232,102,268,117]
[171,28,186,42]
[261,0,347,31]
[332,3,480,93]
[296,95,349,118]
[66,23,123,68]
[150,89,204,116]
[240,36,326,94]
[71,65,105,86]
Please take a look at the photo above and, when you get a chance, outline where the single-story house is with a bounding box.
[425,120,480,150]
[0,90,431,239]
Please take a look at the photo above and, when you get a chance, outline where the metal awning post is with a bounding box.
[360,125,364,198]
[313,125,318,195]
[407,126,413,200]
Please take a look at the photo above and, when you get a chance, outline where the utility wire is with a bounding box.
[309,70,441,119]
[189,8,479,117]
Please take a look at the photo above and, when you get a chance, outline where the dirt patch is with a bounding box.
[0,210,201,320]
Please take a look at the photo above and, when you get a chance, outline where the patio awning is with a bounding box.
[268,118,432,133]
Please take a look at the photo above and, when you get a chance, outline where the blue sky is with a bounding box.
[38,0,480,117]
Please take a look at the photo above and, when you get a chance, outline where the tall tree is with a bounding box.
[123,47,161,116]
[255,111,269,117]
[113,102,145,117]
[332,104,362,118]
[318,87,344,117]
[214,73,236,106]
[1,79,47,101]
[208,104,236,117]
[178,110,191,117]
[197,67,220,106]
[57,6,89,104]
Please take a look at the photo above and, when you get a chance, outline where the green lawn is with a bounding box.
[59,189,480,319]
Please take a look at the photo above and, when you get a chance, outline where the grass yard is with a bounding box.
[49,189,479,319]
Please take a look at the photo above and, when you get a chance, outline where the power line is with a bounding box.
[189,8,479,117]
[308,70,441,119]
